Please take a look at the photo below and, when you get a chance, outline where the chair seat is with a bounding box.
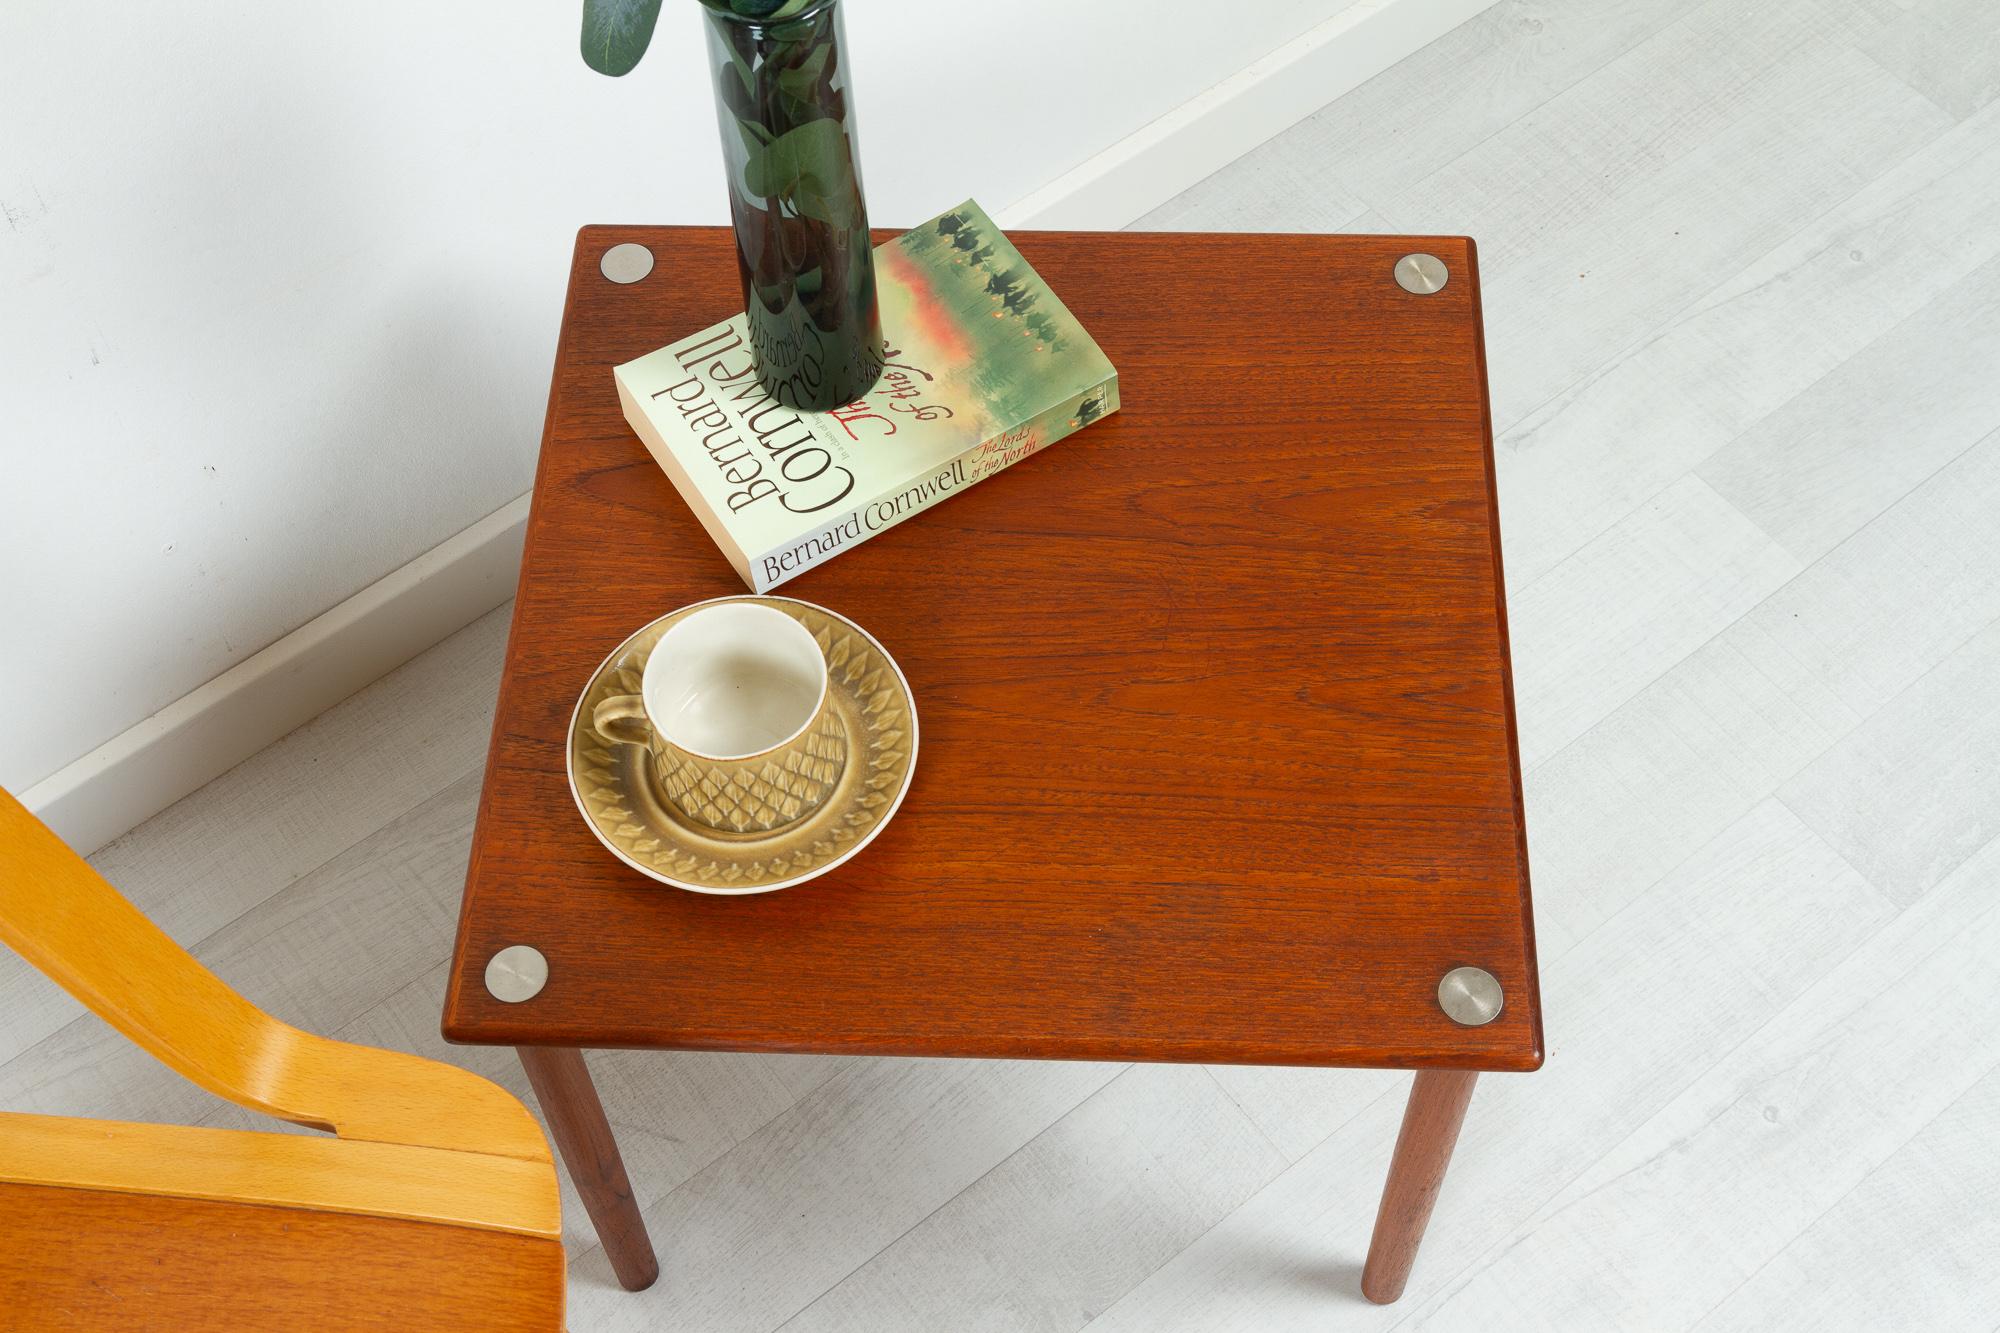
[0,1112,560,1235]
[0,789,568,1329]
[1,1182,567,1332]
[0,1114,566,1331]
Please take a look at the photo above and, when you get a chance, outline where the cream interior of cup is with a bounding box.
[641,603,828,760]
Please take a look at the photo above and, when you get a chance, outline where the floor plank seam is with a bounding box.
[1496,226,1985,591]
[1522,484,2000,792]
[1685,1046,2000,1331]
[734,1061,1137,1332]
[1349,0,1714,238]
[1511,473,1793,767]
[1356,821,1984,1325]
[1197,1065,1294,1163]
[173,765,485,1003]
[1840,32,1964,124]
[1526,857,2000,1286]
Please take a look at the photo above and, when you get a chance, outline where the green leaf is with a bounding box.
[733,116,774,156]
[743,119,859,228]
[580,0,664,77]
[718,63,761,124]
[776,89,819,133]
[775,43,831,99]
[793,177,861,230]
[706,16,756,101]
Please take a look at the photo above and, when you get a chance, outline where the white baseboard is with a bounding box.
[24,0,1490,854]
[21,496,531,854]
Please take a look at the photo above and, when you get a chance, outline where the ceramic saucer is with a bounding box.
[567,595,917,894]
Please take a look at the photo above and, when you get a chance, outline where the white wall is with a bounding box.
[0,0,1362,793]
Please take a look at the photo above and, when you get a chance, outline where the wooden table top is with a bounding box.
[443,226,1542,1072]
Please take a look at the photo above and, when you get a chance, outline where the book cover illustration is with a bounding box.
[615,198,1119,591]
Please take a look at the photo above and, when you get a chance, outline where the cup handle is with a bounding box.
[592,694,652,748]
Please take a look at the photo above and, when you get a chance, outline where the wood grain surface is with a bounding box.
[443,227,1541,1071]
[1361,1069,1480,1302]
[0,1182,565,1332]
[1,786,551,1161]
[519,1045,659,1291]
[0,1111,559,1239]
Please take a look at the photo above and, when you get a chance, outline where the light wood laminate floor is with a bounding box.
[7,1,1998,1326]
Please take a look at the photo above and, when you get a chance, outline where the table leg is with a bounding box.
[1361,1070,1479,1304]
[518,1045,660,1292]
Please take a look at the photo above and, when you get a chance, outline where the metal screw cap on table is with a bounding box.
[1394,252,1450,295]
[485,945,549,1003]
[1436,966,1503,1026]
[600,242,655,284]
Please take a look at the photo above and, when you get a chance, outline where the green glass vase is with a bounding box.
[700,0,884,411]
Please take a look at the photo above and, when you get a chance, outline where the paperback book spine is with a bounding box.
[615,372,756,588]
[746,372,1120,592]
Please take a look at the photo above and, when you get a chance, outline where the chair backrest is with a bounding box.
[0,788,564,1331]
[0,786,544,1157]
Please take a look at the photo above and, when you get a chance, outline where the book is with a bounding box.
[614,199,1119,592]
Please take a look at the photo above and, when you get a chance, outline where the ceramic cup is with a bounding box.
[592,602,848,835]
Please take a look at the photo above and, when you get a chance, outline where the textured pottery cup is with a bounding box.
[592,602,847,834]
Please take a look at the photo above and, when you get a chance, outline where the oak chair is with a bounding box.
[0,788,567,1331]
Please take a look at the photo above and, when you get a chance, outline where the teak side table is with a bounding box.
[443,226,1542,1307]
